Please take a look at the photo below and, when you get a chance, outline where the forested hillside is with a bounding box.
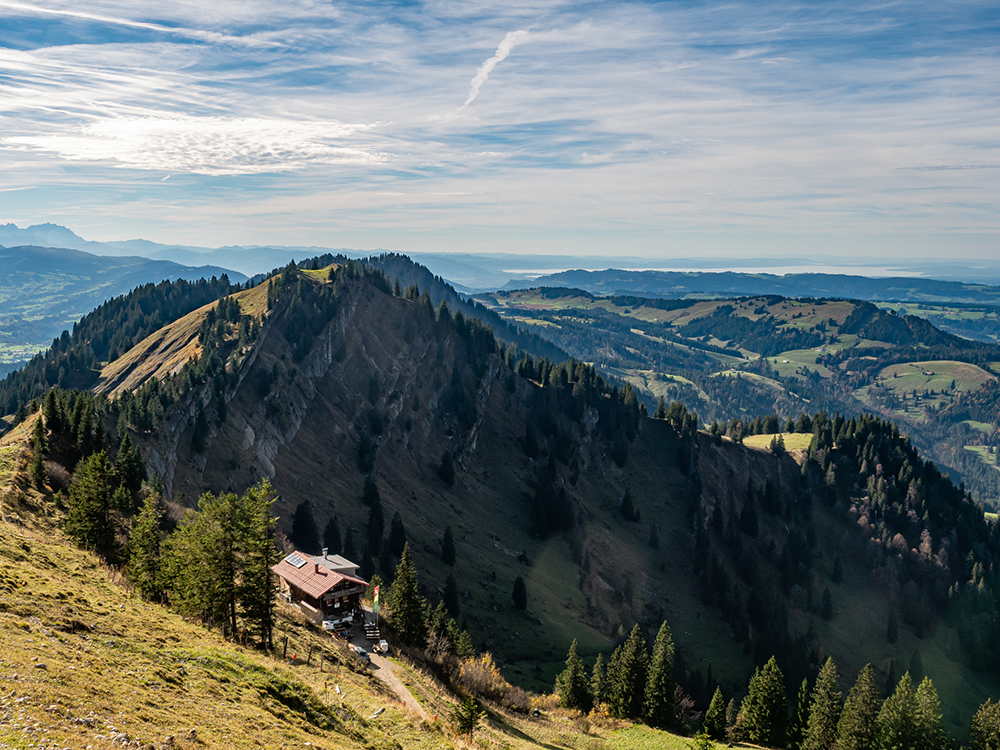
[474,288,1000,507]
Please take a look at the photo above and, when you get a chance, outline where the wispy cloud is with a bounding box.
[459,30,530,110]
[5,116,382,175]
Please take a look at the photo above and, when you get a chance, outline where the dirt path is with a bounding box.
[368,651,429,721]
[349,613,429,721]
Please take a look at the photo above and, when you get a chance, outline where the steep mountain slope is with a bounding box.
[92,262,1000,734]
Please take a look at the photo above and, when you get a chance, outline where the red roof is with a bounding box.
[272,552,368,599]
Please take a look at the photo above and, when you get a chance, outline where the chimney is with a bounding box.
[314,562,319,574]
[323,547,328,559]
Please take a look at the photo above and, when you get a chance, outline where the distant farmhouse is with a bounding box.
[272,549,368,626]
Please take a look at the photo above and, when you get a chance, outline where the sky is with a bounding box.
[0,0,998,259]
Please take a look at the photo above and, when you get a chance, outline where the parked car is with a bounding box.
[377,639,389,655]
[351,644,371,664]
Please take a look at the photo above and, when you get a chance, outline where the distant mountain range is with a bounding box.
[5,222,1000,292]
[518,269,1000,305]
[0,243,247,361]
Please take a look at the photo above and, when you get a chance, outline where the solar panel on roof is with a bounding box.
[285,552,308,568]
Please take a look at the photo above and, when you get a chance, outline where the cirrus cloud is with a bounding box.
[5,115,384,175]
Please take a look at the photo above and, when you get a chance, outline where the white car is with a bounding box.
[377,639,389,655]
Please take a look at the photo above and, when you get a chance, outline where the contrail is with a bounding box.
[459,30,529,110]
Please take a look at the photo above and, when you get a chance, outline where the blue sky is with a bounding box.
[0,0,998,258]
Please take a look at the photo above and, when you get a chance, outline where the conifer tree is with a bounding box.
[236,480,279,649]
[387,543,427,648]
[836,664,881,750]
[555,639,592,712]
[591,654,607,707]
[913,676,947,750]
[367,499,384,555]
[969,699,1000,750]
[342,528,357,561]
[644,621,677,729]
[114,434,145,500]
[323,515,341,555]
[29,415,47,489]
[802,657,842,750]
[126,492,163,601]
[877,672,917,750]
[512,575,527,610]
[788,678,811,750]
[388,511,407,557]
[438,450,455,486]
[608,625,649,720]
[290,500,320,553]
[704,687,727,740]
[65,450,117,559]
[441,525,456,566]
[741,656,788,748]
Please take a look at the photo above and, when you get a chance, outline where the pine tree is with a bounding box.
[913,677,947,750]
[608,625,649,720]
[367,499,384,555]
[114,434,145,501]
[741,656,788,748]
[705,687,727,740]
[788,678,811,750]
[512,575,527,610]
[877,672,917,750]
[323,515,342,555]
[452,696,485,737]
[388,511,407,557]
[836,664,881,750]
[290,500,320,553]
[441,525,456,566]
[591,654,607,707]
[387,543,427,648]
[125,492,163,601]
[65,450,117,559]
[969,699,1000,750]
[236,480,279,649]
[802,657,842,750]
[29,416,47,489]
[555,639,592,712]
[342,528,357,561]
[644,621,677,729]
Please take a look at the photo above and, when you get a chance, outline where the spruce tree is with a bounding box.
[836,664,881,750]
[126,492,163,601]
[442,572,460,618]
[802,657,842,750]
[342,528,358,561]
[644,621,677,729]
[704,687,727,740]
[65,450,117,559]
[913,677,947,750]
[788,678,811,750]
[441,525,456,566]
[323,515,341,555]
[608,625,649,720]
[591,654,607,707]
[114,434,145,501]
[367,499,384,555]
[741,656,788,748]
[388,511,407,557]
[877,672,917,750]
[387,543,427,648]
[969,699,1000,750]
[29,416,47,489]
[512,575,527,610]
[438,450,455,486]
[555,639,592,712]
[237,480,279,649]
[290,500,320,553]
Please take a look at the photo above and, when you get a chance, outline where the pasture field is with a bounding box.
[965,445,1000,470]
[767,348,834,379]
[742,432,814,452]
[876,360,995,394]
